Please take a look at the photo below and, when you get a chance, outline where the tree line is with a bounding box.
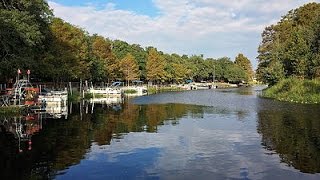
[257,2,320,85]
[0,0,254,84]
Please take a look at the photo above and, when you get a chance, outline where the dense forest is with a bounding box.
[257,2,320,85]
[0,0,253,84]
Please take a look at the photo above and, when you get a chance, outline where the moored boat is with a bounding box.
[87,82,123,97]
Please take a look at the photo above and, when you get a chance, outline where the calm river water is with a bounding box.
[1,87,320,180]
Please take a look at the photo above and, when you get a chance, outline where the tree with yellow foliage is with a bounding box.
[146,48,166,83]
[119,53,139,86]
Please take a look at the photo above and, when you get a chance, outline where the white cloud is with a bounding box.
[48,0,318,68]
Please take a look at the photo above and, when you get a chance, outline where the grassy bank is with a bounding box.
[147,86,183,94]
[262,78,320,104]
[124,89,138,94]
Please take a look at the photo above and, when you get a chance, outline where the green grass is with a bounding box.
[147,87,157,94]
[124,89,138,94]
[147,86,183,94]
[262,77,320,104]
[0,106,23,116]
[68,91,106,101]
[84,93,93,99]
[83,93,105,99]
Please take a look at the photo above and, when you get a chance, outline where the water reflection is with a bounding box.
[257,102,320,173]
[89,97,123,105]
[0,89,319,179]
[45,102,68,119]
[0,114,43,180]
[0,98,212,179]
[0,114,42,152]
[41,95,68,119]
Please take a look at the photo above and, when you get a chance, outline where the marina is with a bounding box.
[1,1,320,179]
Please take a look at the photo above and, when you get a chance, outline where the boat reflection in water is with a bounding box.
[0,96,124,180]
[89,97,123,105]
[0,95,70,154]
[41,95,124,119]
[38,90,68,119]
[80,97,124,115]
[0,114,42,153]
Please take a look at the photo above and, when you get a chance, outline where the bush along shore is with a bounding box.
[261,78,320,104]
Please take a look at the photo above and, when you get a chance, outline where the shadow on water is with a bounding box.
[257,99,320,173]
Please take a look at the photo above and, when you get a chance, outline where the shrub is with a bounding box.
[262,77,320,104]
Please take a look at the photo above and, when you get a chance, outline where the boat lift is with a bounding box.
[11,79,35,105]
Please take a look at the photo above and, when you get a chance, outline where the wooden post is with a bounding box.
[69,103,73,115]
[80,79,82,99]
[80,100,83,120]
[69,82,72,95]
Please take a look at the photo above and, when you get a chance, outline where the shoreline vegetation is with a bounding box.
[0,81,245,115]
[1,0,254,94]
[261,78,320,104]
[256,3,320,104]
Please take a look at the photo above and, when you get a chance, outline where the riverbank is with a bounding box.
[147,86,183,94]
[147,82,239,95]
[261,78,320,104]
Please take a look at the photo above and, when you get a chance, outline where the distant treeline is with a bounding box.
[257,2,320,85]
[0,0,253,84]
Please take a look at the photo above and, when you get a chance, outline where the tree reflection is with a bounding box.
[0,114,42,179]
[0,102,207,179]
[89,102,205,144]
[257,105,320,173]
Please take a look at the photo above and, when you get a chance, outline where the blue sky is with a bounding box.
[51,0,159,16]
[48,0,319,69]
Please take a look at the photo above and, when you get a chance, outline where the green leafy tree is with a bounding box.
[0,0,52,81]
[234,53,254,82]
[112,40,147,79]
[43,18,90,82]
[257,2,320,84]
[224,65,246,83]
[263,60,285,85]
[162,54,174,82]
[256,25,276,82]
[281,27,311,78]
[189,55,208,81]
[90,35,114,82]
[205,58,217,82]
